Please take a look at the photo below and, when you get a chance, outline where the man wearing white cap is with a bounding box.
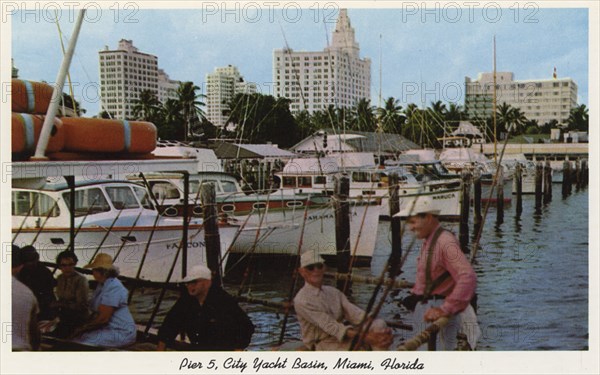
[397,196,479,350]
[294,251,392,350]
[157,265,254,351]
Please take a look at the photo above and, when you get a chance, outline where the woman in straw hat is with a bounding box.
[70,253,136,348]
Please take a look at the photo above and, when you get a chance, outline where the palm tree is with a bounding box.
[510,107,528,135]
[132,89,160,121]
[176,82,206,142]
[566,104,589,131]
[352,98,376,132]
[376,97,405,133]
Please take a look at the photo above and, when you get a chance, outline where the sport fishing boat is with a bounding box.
[12,179,239,281]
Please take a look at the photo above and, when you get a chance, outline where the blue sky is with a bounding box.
[9,3,590,116]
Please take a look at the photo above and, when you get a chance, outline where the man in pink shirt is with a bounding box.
[398,197,480,350]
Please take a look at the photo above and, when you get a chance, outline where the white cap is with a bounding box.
[180,265,212,283]
[300,250,325,268]
[394,196,441,218]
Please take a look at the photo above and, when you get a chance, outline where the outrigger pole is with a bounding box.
[32,9,85,160]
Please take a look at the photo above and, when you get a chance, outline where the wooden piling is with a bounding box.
[388,173,402,278]
[575,159,582,191]
[562,160,571,197]
[581,159,588,188]
[543,160,552,204]
[182,172,189,278]
[535,162,543,209]
[514,163,522,217]
[201,183,222,286]
[334,174,351,293]
[459,171,470,254]
[473,169,482,232]
[496,167,504,225]
[65,176,76,252]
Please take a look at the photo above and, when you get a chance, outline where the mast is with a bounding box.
[32,9,86,160]
[492,35,497,164]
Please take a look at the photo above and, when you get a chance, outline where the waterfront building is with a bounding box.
[99,39,176,119]
[158,69,180,103]
[206,65,257,127]
[273,9,371,114]
[465,71,578,126]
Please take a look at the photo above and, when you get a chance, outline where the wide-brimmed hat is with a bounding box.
[300,250,325,268]
[180,265,212,283]
[394,196,441,218]
[84,253,114,269]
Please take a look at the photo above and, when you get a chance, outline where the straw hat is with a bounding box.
[84,253,114,269]
[180,265,212,283]
[394,196,441,218]
[300,250,325,268]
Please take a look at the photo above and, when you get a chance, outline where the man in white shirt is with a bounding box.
[11,245,40,351]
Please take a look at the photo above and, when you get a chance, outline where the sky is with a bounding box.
[7,2,591,117]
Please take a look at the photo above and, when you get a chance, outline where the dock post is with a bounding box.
[496,167,504,225]
[535,162,543,210]
[459,171,470,253]
[388,173,401,278]
[581,159,588,188]
[562,160,571,198]
[514,163,522,217]
[182,172,189,278]
[201,182,222,286]
[334,174,351,293]
[575,158,582,191]
[543,160,552,204]
[473,169,482,234]
[65,175,76,252]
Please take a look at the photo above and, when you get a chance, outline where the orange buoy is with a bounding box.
[12,79,55,114]
[12,113,65,154]
[61,118,157,153]
[46,151,155,161]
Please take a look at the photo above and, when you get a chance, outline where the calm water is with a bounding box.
[129,186,589,351]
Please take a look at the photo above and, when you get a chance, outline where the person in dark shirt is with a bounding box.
[18,245,57,321]
[157,265,254,351]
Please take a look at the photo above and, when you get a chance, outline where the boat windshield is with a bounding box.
[221,180,238,193]
[63,188,111,216]
[133,186,154,209]
[105,186,141,210]
[12,191,60,217]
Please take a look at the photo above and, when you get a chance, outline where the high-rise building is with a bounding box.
[99,39,160,119]
[273,9,371,114]
[465,71,578,126]
[158,68,180,103]
[205,65,256,127]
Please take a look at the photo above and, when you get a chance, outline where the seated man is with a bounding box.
[157,265,254,351]
[294,251,392,350]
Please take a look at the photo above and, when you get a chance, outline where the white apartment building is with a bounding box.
[206,65,257,127]
[158,69,180,103]
[273,9,371,114]
[465,72,578,126]
[99,39,162,119]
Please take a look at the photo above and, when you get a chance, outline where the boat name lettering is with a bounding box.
[307,211,358,221]
[433,193,456,200]
[166,241,205,250]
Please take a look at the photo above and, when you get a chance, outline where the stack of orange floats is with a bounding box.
[11,79,157,161]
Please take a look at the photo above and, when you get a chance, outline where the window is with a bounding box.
[106,186,140,209]
[133,186,154,209]
[63,188,111,216]
[149,181,181,200]
[12,191,60,217]
[221,181,238,193]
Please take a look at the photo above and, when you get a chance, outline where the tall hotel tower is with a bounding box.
[273,9,371,114]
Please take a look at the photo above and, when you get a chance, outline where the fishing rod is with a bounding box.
[218,207,255,275]
[236,187,275,296]
[85,205,125,263]
[137,172,161,212]
[28,199,60,245]
[127,196,167,305]
[342,184,376,294]
[111,211,143,263]
[12,193,40,242]
[348,185,424,350]
[277,195,311,346]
